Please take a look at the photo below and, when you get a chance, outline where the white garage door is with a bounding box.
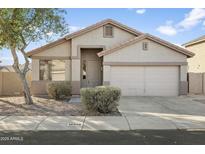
[110,66,179,96]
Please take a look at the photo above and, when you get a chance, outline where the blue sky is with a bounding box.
[1,8,205,65]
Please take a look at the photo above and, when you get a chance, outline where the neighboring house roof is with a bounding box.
[183,35,205,47]
[26,19,143,57]
[0,65,14,72]
[97,33,195,58]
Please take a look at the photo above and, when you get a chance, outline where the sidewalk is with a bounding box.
[1,114,205,131]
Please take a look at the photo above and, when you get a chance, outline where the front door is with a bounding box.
[81,48,103,88]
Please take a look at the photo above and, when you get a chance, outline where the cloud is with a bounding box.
[156,21,177,36]
[178,8,205,30]
[157,9,205,36]
[69,26,83,33]
[136,9,146,14]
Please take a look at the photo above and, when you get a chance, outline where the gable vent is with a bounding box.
[142,42,148,50]
[104,25,113,38]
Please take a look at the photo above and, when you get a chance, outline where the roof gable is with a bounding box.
[98,34,195,58]
[65,19,143,40]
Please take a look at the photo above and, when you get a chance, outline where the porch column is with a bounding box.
[103,65,111,85]
[31,59,40,95]
[32,59,39,81]
[179,65,188,95]
[71,59,81,95]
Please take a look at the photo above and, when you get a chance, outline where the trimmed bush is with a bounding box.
[80,86,121,113]
[47,81,71,99]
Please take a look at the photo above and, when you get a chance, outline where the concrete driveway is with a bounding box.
[118,95,205,130]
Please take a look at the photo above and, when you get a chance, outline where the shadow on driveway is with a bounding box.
[0,130,205,145]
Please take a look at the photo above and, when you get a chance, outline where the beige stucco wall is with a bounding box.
[31,81,49,95]
[104,39,187,62]
[203,74,205,94]
[103,65,111,84]
[179,65,188,95]
[71,26,136,57]
[180,65,188,81]
[32,59,40,81]
[188,73,205,94]
[34,41,71,57]
[188,73,203,94]
[65,60,71,81]
[186,42,205,73]
[71,59,81,81]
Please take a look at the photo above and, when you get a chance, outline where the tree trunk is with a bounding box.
[10,46,33,105]
[19,74,33,105]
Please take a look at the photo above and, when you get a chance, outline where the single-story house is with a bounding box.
[27,19,194,96]
[183,35,205,73]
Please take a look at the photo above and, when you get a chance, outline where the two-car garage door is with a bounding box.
[110,66,179,96]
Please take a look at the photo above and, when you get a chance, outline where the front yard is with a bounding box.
[0,96,83,116]
[0,84,121,116]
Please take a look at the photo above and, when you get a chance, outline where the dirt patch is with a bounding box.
[0,96,82,116]
[0,96,121,116]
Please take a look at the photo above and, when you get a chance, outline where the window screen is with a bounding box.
[39,60,65,81]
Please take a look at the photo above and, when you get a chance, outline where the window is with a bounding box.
[142,42,148,51]
[39,60,52,81]
[39,60,65,81]
[104,25,113,37]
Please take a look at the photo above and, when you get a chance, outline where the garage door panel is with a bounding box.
[110,66,179,96]
[110,67,144,96]
[145,67,179,96]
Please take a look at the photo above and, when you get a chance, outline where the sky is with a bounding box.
[1,8,205,65]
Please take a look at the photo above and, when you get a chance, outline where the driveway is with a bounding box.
[118,95,205,130]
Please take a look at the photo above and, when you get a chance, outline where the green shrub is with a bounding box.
[47,81,71,99]
[80,86,121,113]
